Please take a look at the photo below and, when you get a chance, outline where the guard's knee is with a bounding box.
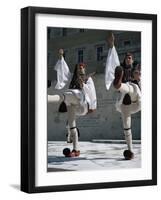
[70,127,80,137]
[124,128,131,136]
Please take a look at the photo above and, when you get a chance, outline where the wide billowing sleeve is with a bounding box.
[54,57,71,89]
[105,46,120,90]
[83,77,97,110]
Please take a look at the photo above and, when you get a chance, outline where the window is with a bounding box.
[47,52,51,65]
[79,29,85,33]
[78,49,84,63]
[97,46,103,61]
[62,28,67,36]
[47,28,51,40]
[124,40,131,47]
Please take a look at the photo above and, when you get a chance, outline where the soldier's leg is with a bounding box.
[121,106,134,160]
[121,112,132,150]
[120,84,141,115]
[128,101,141,114]
[48,94,64,103]
[119,83,141,102]
[48,91,79,105]
[67,105,80,156]
[113,66,141,102]
[64,91,79,106]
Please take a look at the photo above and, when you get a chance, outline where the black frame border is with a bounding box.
[21,6,157,193]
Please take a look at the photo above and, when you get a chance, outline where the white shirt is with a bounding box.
[54,57,71,89]
[54,57,97,115]
[105,46,120,90]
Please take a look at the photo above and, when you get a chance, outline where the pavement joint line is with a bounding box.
[91,139,141,144]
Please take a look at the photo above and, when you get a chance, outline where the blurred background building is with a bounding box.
[47,28,141,141]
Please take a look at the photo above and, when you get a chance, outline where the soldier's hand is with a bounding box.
[59,49,64,58]
[107,31,115,48]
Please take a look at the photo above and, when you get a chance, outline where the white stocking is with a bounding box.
[67,105,79,151]
[124,129,133,151]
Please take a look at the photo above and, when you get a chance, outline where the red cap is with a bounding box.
[79,63,86,68]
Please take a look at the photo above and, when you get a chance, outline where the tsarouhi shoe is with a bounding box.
[123,150,134,160]
[113,66,124,89]
[69,150,80,157]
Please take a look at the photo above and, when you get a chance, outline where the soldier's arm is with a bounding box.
[107,31,115,48]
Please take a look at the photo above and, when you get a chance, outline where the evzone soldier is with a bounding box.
[48,49,97,157]
[105,32,141,160]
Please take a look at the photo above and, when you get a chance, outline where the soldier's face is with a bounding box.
[78,65,85,75]
[59,49,64,55]
[125,56,133,66]
[133,70,141,81]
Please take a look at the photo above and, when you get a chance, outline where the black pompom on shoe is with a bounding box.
[70,150,80,157]
[58,101,67,113]
[122,94,131,105]
[63,148,71,157]
[123,150,134,160]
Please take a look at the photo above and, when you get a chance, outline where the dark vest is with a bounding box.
[122,65,132,83]
[121,64,133,105]
[69,74,88,89]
